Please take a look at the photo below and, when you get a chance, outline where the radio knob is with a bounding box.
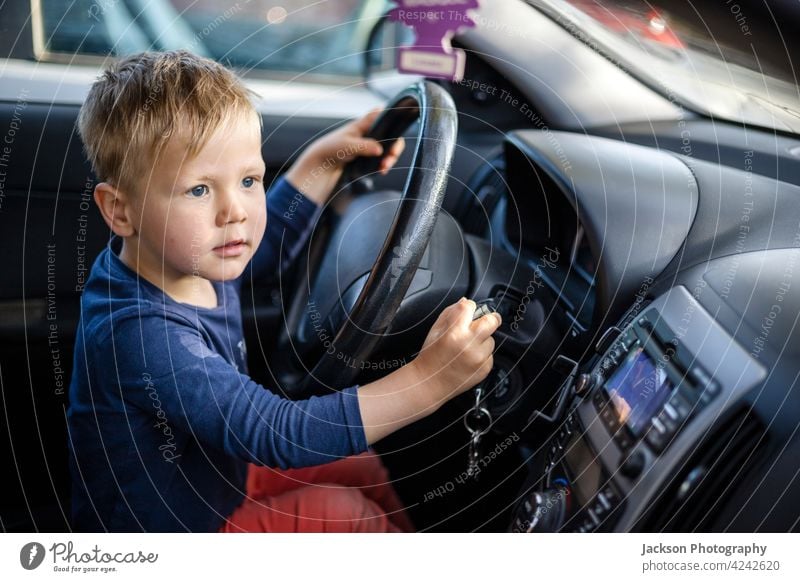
[574,373,596,397]
[620,450,646,479]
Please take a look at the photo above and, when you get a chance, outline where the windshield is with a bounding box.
[530,0,800,134]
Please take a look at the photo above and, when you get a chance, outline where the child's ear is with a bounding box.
[94,182,137,237]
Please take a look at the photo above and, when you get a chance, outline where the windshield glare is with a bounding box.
[531,0,800,134]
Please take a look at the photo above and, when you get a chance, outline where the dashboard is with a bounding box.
[457,124,800,532]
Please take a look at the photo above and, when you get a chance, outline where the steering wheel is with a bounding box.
[276,81,458,399]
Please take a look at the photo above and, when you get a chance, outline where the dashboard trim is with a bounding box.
[505,130,700,326]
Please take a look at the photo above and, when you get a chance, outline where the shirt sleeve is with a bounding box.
[96,309,367,469]
[245,175,319,284]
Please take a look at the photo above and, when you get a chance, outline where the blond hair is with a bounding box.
[77,50,258,191]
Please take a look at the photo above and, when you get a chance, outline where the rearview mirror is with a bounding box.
[363,14,423,99]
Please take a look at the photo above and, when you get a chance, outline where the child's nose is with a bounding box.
[216,189,248,225]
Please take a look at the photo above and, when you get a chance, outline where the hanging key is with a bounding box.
[464,383,492,478]
[463,298,499,479]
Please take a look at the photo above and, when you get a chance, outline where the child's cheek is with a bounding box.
[248,205,267,254]
[255,202,268,236]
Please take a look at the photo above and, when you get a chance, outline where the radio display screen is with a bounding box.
[603,344,673,436]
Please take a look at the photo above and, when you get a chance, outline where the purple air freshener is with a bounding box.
[388,0,480,82]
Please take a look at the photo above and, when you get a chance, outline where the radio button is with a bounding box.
[590,498,609,520]
[601,485,620,505]
[557,429,568,446]
[566,414,577,431]
[656,410,679,434]
[698,380,721,405]
[593,389,606,408]
[597,491,612,511]
[615,430,633,450]
[549,443,560,462]
[645,425,670,453]
[662,403,679,421]
[622,330,636,349]
[599,405,618,430]
[689,365,712,387]
[669,393,693,419]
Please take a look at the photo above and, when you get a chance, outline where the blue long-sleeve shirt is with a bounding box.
[67,177,368,532]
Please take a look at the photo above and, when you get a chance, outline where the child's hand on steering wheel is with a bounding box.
[285,108,405,205]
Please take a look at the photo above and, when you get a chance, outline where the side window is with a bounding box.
[37,0,390,80]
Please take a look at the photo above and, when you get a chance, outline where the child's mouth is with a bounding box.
[213,239,247,257]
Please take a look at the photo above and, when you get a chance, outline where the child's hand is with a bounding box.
[284,108,405,205]
[355,298,501,445]
[411,298,502,405]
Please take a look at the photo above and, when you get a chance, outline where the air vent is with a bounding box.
[454,155,507,235]
[641,407,767,532]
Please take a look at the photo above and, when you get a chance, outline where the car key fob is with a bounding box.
[472,298,498,321]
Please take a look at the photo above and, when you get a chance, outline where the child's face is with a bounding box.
[129,113,267,293]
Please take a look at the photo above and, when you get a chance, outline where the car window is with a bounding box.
[37,0,390,80]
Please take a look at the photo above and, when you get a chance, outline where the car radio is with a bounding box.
[592,311,722,455]
[511,286,767,533]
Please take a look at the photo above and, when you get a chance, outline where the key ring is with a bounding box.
[463,405,492,436]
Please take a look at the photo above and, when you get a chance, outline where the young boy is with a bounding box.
[68,50,500,533]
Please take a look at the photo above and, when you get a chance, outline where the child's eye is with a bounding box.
[188,185,209,198]
[242,177,256,188]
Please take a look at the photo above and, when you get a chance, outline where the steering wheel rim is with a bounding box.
[280,81,458,398]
